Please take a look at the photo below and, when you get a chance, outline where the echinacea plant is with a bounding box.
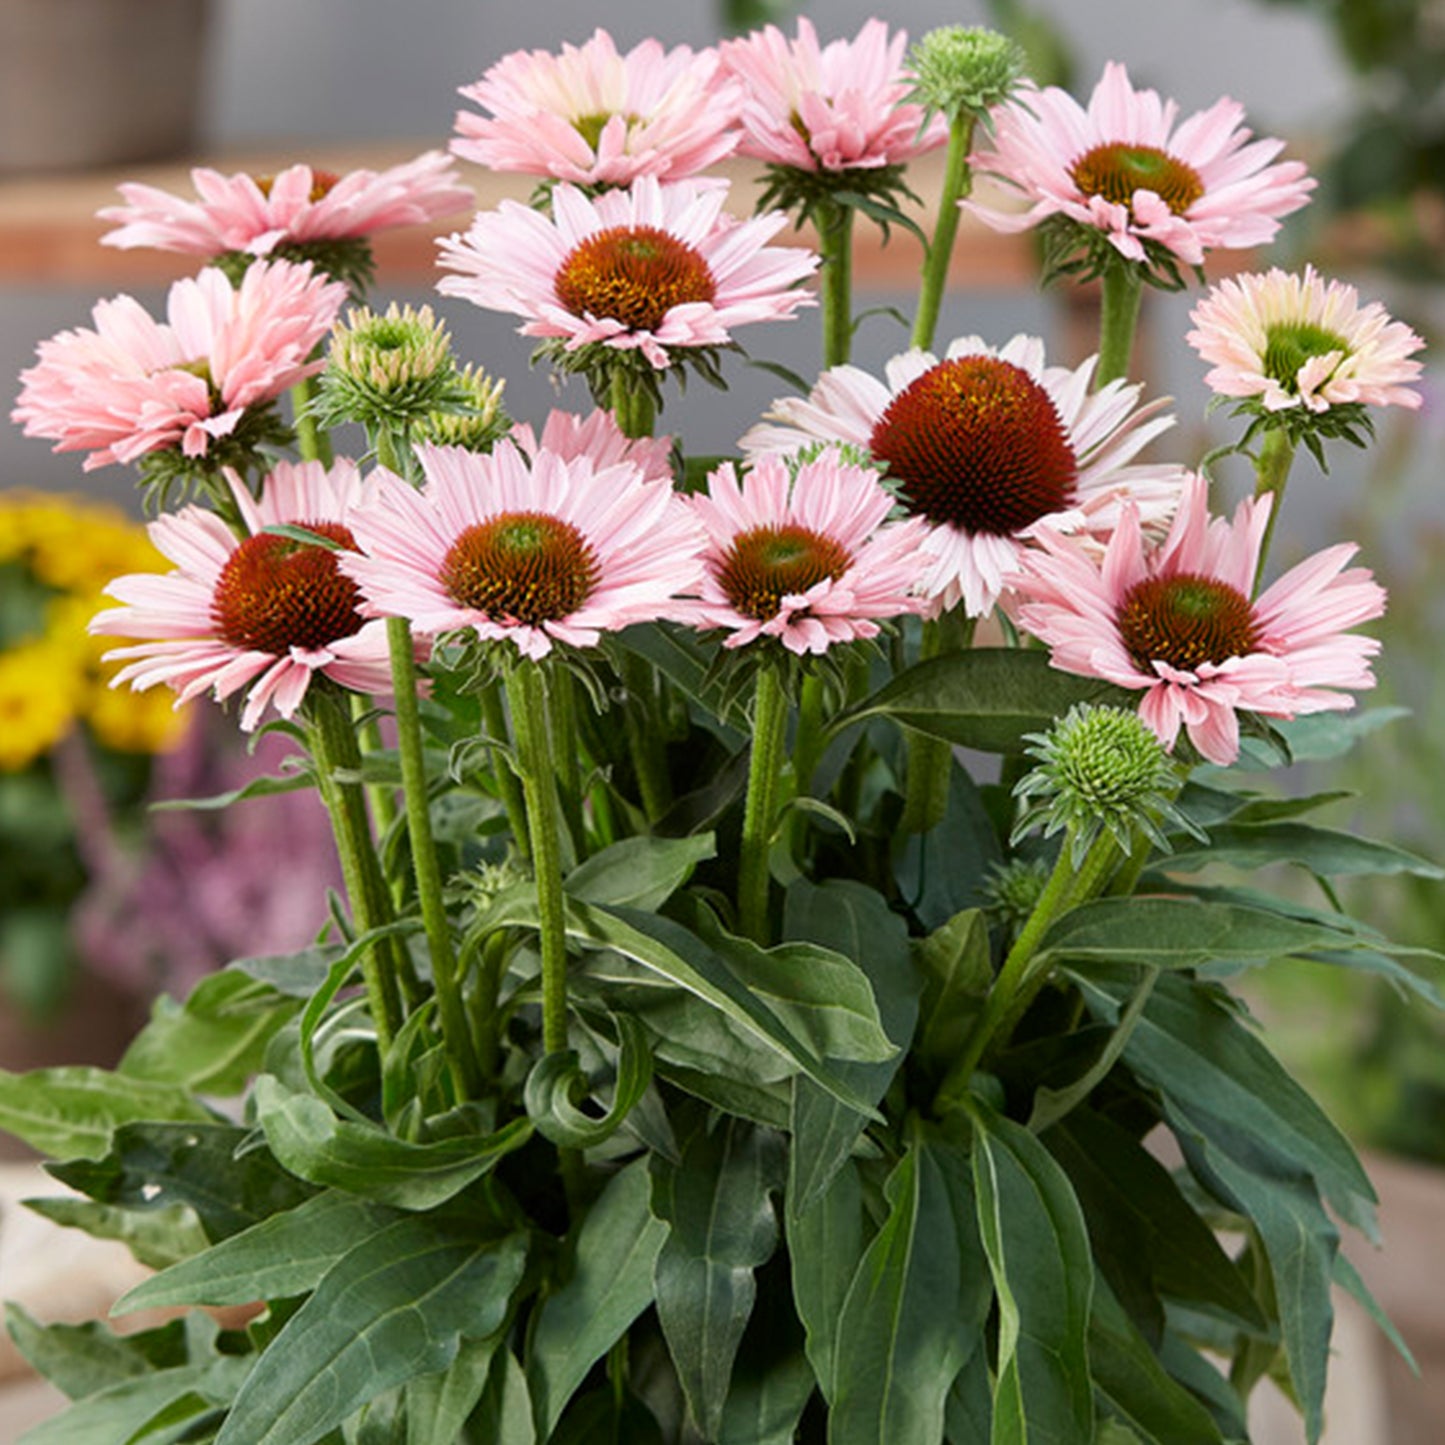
[2,19,1440,1445]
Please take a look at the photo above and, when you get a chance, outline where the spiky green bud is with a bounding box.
[983,856,1052,937]
[905,26,1027,124]
[1011,703,1202,864]
[414,364,511,453]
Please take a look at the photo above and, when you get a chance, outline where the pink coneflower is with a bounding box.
[719,17,945,173]
[339,440,705,661]
[742,335,1185,618]
[437,176,817,371]
[1012,474,1386,766]
[967,62,1314,267]
[689,449,927,654]
[90,459,394,732]
[511,407,675,485]
[98,152,472,260]
[13,261,345,472]
[1187,264,1424,414]
[453,29,741,187]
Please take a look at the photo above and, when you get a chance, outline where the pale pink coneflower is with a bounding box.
[97,152,473,260]
[1187,264,1424,414]
[688,449,929,654]
[90,459,395,732]
[13,261,346,471]
[453,29,742,187]
[1012,474,1386,766]
[437,176,817,371]
[339,440,705,662]
[511,407,676,486]
[742,334,1186,619]
[718,17,946,173]
[967,62,1314,267]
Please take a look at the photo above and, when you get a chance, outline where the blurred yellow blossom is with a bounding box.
[0,638,77,770]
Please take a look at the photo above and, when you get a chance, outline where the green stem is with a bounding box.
[387,615,481,1095]
[608,369,656,441]
[1252,427,1296,590]
[911,114,976,353]
[1095,261,1145,388]
[621,654,672,826]
[478,681,531,861]
[290,377,334,467]
[472,930,511,1081]
[936,828,1117,1111]
[305,686,403,1048]
[351,694,399,881]
[792,674,826,801]
[738,666,789,944]
[548,669,588,859]
[899,615,974,834]
[815,197,855,368]
[505,664,570,1055]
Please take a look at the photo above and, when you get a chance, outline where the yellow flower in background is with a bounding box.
[0,638,78,771]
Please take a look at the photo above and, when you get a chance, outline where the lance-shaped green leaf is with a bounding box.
[787,1158,864,1404]
[21,1196,208,1272]
[565,833,717,911]
[114,1191,402,1316]
[894,768,1005,932]
[215,1217,527,1445]
[0,1066,217,1161]
[651,1118,784,1442]
[253,1074,532,1209]
[1164,820,1442,878]
[828,649,1123,754]
[48,1122,314,1242]
[831,1128,992,1445]
[528,1156,669,1438]
[404,1336,504,1445]
[5,1305,190,1400]
[913,909,991,1085]
[971,1100,1094,1445]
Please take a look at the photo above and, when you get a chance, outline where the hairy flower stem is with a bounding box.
[548,670,588,859]
[387,614,482,1095]
[911,114,975,352]
[479,682,531,860]
[936,827,1117,1111]
[900,614,975,834]
[816,196,855,367]
[608,369,656,441]
[505,663,571,1055]
[290,376,334,467]
[306,686,406,1048]
[1095,261,1145,388]
[1252,427,1296,589]
[738,666,789,944]
[350,695,400,881]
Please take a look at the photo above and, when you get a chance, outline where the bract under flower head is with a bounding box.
[1012,474,1387,766]
[742,334,1184,618]
[90,459,393,732]
[719,17,946,173]
[688,449,928,654]
[339,440,705,662]
[436,177,817,373]
[13,261,345,473]
[453,29,742,187]
[98,152,472,260]
[1187,264,1424,414]
[968,61,1314,269]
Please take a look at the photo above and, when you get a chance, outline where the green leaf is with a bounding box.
[120,972,303,1097]
[5,1305,188,1400]
[20,1196,208,1272]
[786,1158,863,1404]
[404,1336,503,1445]
[1333,1251,1417,1374]
[717,1351,813,1445]
[831,649,1124,754]
[468,1348,536,1445]
[913,909,991,1085]
[528,1156,669,1438]
[523,1014,653,1150]
[48,1122,314,1242]
[229,947,346,997]
[1239,706,1409,765]
[971,1100,1094,1445]
[215,1218,528,1445]
[1088,1276,1225,1445]
[0,1066,217,1161]
[650,1118,784,1441]
[114,1191,402,1316]
[1164,821,1442,879]
[565,834,717,910]
[894,767,1005,931]
[253,1074,532,1209]
[149,770,313,812]
[831,1128,992,1445]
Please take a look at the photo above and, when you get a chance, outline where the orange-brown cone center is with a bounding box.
[555,225,716,333]
[718,524,851,622]
[440,511,599,626]
[1117,572,1260,673]
[1070,143,1204,216]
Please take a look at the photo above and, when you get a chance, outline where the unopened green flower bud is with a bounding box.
[314,303,471,431]
[905,26,1027,123]
[984,856,1052,936]
[1012,703,1201,864]
[414,364,511,453]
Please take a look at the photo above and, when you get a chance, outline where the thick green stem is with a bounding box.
[306,686,404,1048]
[911,114,976,353]
[387,615,481,1094]
[899,615,974,834]
[505,664,570,1055]
[608,370,656,440]
[290,377,334,467]
[1095,262,1145,388]
[621,654,672,826]
[476,681,531,861]
[815,197,855,368]
[936,828,1117,1111]
[738,666,789,944]
[1252,427,1296,590]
